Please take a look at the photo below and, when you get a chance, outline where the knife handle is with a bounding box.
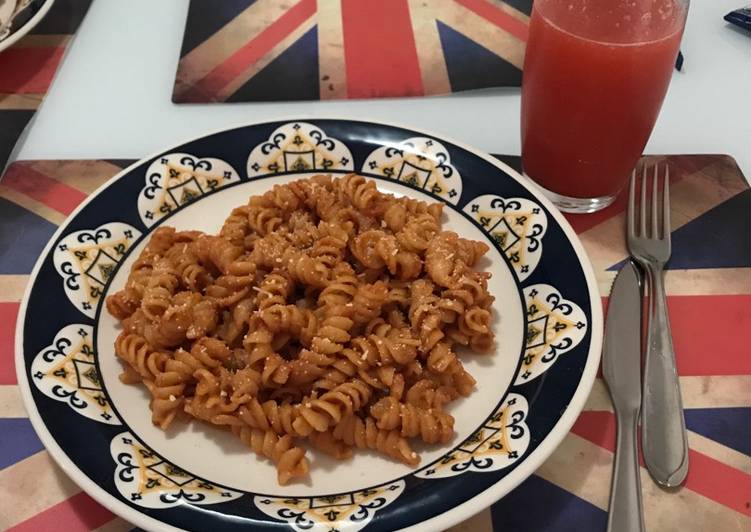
[608,411,645,532]
[641,265,689,487]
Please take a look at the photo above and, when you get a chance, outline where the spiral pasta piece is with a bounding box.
[297,379,372,432]
[318,262,358,316]
[237,398,309,436]
[247,203,283,236]
[426,341,458,373]
[409,280,444,351]
[370,396,454,443]
[140,259,179,321]
[352,281,388,324]
[425,231,468,288]
[405,379,457,410]
[310,315,354,356]
[232,426,309,485]
[338,174,384,215]
[396,213,439,253]
[459,306,492,336]
[332,415,419,466]
[220,205,251,247]
[114,332,166,382]
[346,328,420,368]
[106,288,140,320]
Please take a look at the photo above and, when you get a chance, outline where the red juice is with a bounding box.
[521,0,687,202]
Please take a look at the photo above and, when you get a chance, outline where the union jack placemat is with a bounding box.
[173,0,531,103]
[1,154,749,531]
[0,0,91,172]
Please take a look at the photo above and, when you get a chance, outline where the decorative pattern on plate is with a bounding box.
[247,122,354,178]
[415,393,529,479]
[463,195,548,281]
[53,222,141,318]
[138,153,241,227]
[516,284,588,385]
[361,136,462,204]
[254,481,405,532]
[30,324,119,425]
[111,432,242,509]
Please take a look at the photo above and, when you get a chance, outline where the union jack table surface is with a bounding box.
[1,154,749,531]
[173,0,532,102]
[0,0,91,172]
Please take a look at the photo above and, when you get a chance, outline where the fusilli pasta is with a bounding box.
[106,174,496,485]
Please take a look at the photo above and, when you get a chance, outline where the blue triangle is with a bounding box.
[228,25,319,102]
[608,188,751,271]
[668,189,751,269]
[685,407,751,456]
[491,474,606,531]
[503,0,533,15]
[180,0,258,56]
[436,20,522,91]
[0,198,57,274]
[0,418,44,470]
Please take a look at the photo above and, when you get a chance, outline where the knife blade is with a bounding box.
[604,260,642,411]
[603,261,645,532]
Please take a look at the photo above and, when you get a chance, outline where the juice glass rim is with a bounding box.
[532,0,689,48]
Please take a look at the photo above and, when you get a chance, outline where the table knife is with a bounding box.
[603,261,645,532]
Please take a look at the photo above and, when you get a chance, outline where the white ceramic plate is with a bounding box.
[17,118,602,531]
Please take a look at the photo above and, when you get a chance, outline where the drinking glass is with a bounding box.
[521,0,689,213]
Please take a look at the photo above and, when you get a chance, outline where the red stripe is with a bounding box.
[181,0,316,102]
[669,295,751,376]
[0,303,19,385]
[1,163,87,216]
[599,295,751,376]
[341,0,424,99]
[0,47,65,94]
[571,411,751,517]
[455,0,529,41]
[8,491,114,532]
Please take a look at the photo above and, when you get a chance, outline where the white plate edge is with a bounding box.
[0,0,56,53]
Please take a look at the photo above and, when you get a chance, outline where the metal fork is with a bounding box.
[627,162,689,487]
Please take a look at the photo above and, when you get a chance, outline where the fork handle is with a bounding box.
[641,264,689,487]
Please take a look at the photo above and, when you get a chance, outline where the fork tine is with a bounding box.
[627,170,636,238]
[640,163,647,237]
[652,163,659,239]
[663,164,670,240]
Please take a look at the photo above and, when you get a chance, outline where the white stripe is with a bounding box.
[93,517,134,532]
[214,17,316,101]
[597,268,751,297]
[446,507,493,532]
[0,385,27,417]
[408,0,452,95]
[0,451,81,528]
[430,1,525,68]
[536,433,749,531]
[688,431,751,476]
[174,0,294,91]
[585,376,751,411]
[0,275,28,302]
[317,0,347,100]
